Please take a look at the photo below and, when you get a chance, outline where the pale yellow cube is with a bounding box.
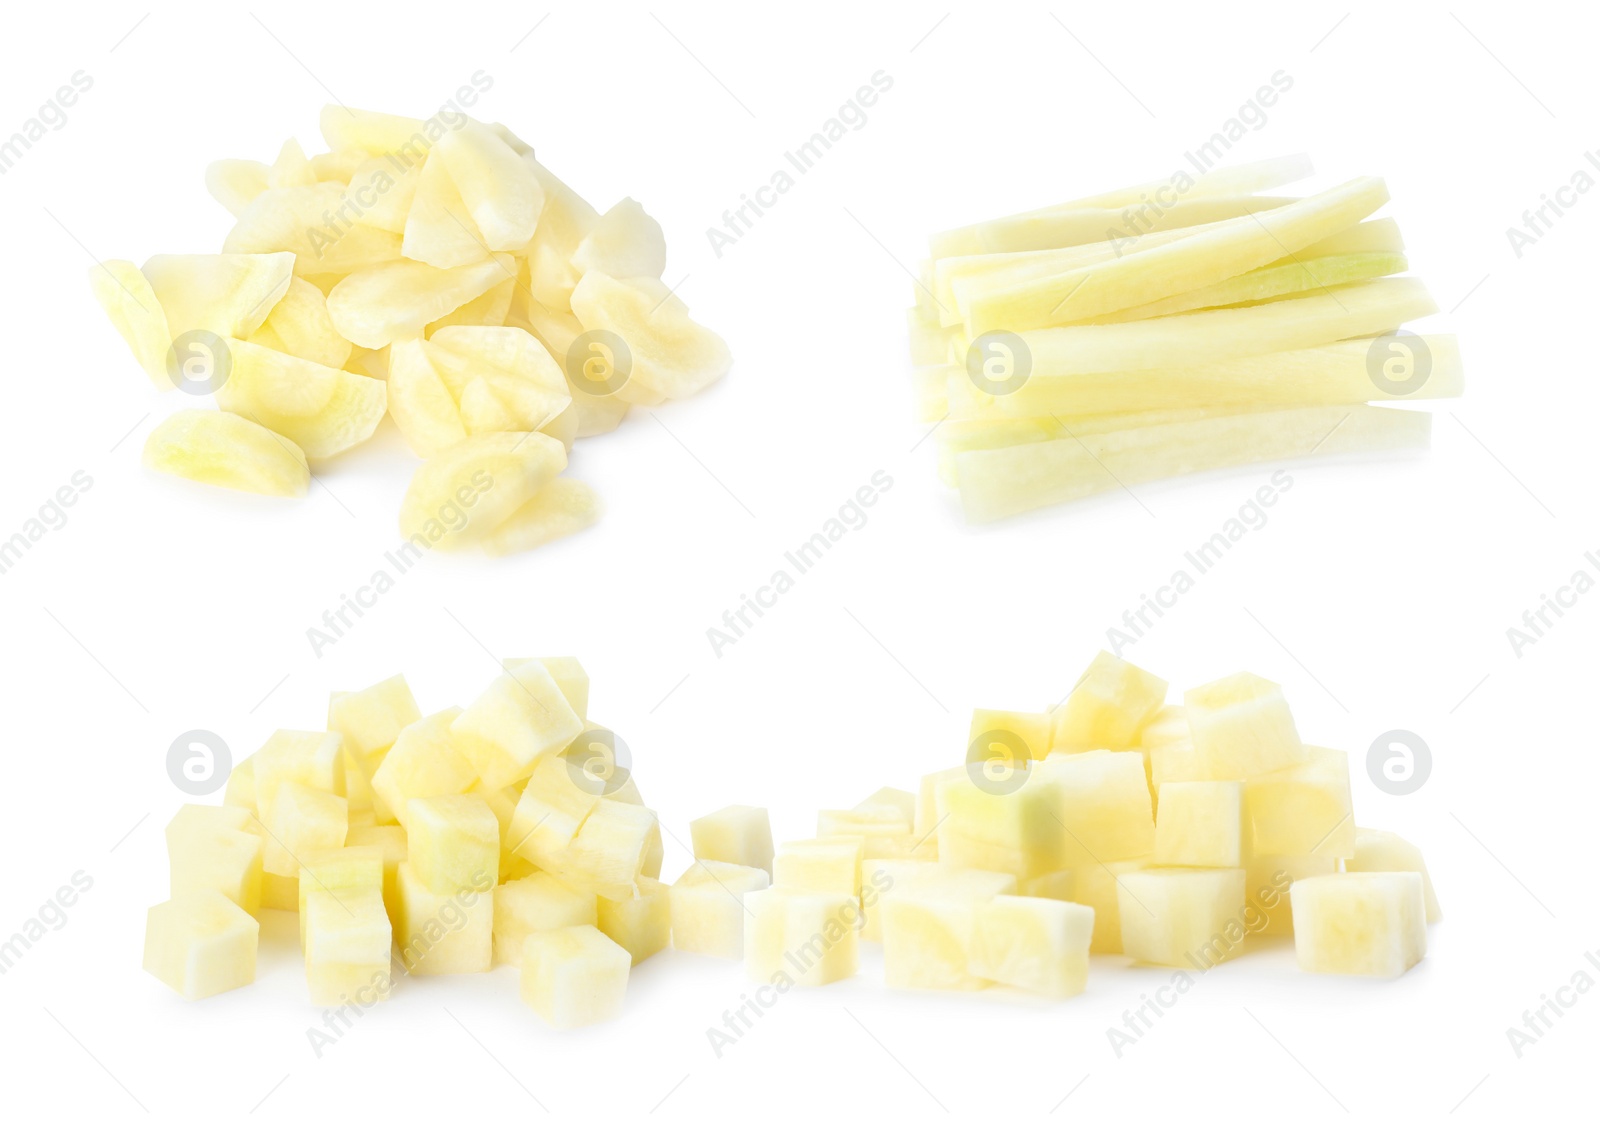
[532,798,659,901]
[1246,854,1337,935]
[855,786,916,823]
[689,804,774,874]
[505,655,589,718]
[493,873,597,966]
[144,891,259,1000]
[670,861,770,958]
[520,924,630,1029]
[969,708,1054,760]
[1346,828,1441,922]
[744,889,860,987]
[935,770,1063,879]
[1291,872,1426,977]
[223,755,256,810]
[969,895,1093,998]
[297,845,384,947]
[1117,868,1248,968]
[263,782,347,877]
[261,872,297,911]
[450,658,584,790]
[166,805,265,914]
[860,858,937,942]
[506,752,603,868]
[1034,750,1154,868]
[328,674,422,762]
[1072,858,1147,953]
[596,876,671,964]
[406,794,499,892]
[915,766,965,842]
[1246,747,1355,858]
[1052,651,1168,751]
[252,729,345,816]
[1154,781,1246,868]
[882,868,1017,991]
[774,838,863,896]
[346,823,407,923]
[370,708,477,829]
[304,889,391,1006]
[1185,672,1306,779]
[394,861,493,975]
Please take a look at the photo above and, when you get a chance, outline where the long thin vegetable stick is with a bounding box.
[1090,252,1407,324]
[954,405,1429,522]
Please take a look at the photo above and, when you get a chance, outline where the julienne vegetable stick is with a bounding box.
[954,405,1431,523]
[1088,252,1408,324]
[963,176,1391,333]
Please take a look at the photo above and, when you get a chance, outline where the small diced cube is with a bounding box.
[689,804,774,874]
[166,805,265,914]
[1072,858,1147,953]
[1185,672,1306,779]
[1154,781,1246,868]
[1245,747,1355,858]
[543,799,659,901]
[596,876,671,965]
[1052,651,1168,751]
[494,873,597,966]
[304,889,391,1005]
[504,655,589,718]
[969,708,1054,760]
[882,868,1017,991]
[1291,872,1427,977]
[520,925,630,1029]
[670,861,770,958]
[773,838,862,896]
[143,891,259,1000]
[252,730,345,816]
[406,794,499,892]
[450,659,584,790]
[370,708,477,829]
[969,895,1093,997]
[261,872,297,911]
[744,889,860,987]
[263,782,347,877]
[346,823,407,923]
[1345,828,1442,922]
[508,754,596,866]
[394,861,493,975]
[328,674,421,762]
[1117,868,1248,968]
[860,858,937,942]
[297,845,384,947]
[935,771,1063,879]
[1033,750,1154,868]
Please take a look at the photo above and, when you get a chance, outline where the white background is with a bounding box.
[0,1,1592,1121]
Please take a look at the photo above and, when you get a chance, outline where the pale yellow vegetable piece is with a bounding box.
[224,183,404,276]
[689,805,774,875]
[1073,857,1148,954]
[327,673,421,808]
[955,404,1431,523]
[386,338,467,457]
[261,872,297,911]
[1245,746,1355,857]
[1116,867,1247,967]
[935,770,1062,879]
[968,895,1093,997]
[494,872,598,966]
[166,805,264,915]
[142,252,294,342]
[90,260,173,387]
[296,845,384,948]
[1246,854,1336,936]
[249,276,352,370]
[572,198,667,280]
[406,794,499,892]
[596,876,671,965]
[143,890,258,1000]
[1153,781,1246,867]
[482,477,601,557]
[744,889,860,986]
[536,799,660,901]
[882,867,1017,991]
[670,860,770,959]
[309,147,367,183]
[394,861,492,974]
[1053,650,1168,751]
[1345,828,1441,922]
[143,409,310,497]
[773,838,862,896]
[1019,869,1077,902]
[252,730,346,818]
[1034,750,1155,868]
[263,781,347,877]
[345,155,421,233]
[403,150,492,268]
[398,431,567,550]
[450,657,584,790]
[370,708,476,828]
[860,858,937,942]
[304,888,390,1005]
[968,708,1053,761]
[346,823,407,921]
[205,159,270,217]
[267,138,317,188]
[319,105,428,156]
[815,804,910,840]
[427,276,515,333]
[498,655,589,718]
[915,766,964,843]
[1290,872,1426,977]
[570,271,732,402]
[1186,671,1306,780]
[327,254,512,348]
[433,119,542,250]
[523,158,601,309]
[1092,250,1408,323]
[520,924,631,1029]
[214,339,387,460]
[427,325,571,431]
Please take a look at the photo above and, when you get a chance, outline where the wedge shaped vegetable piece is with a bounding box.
[267,138,316,188]
[248,275,352,369]
[90,260,172,388]
[309,147,367,183]
[426,325,570,431]
[319,104,428,156]
[387,338,467,456]
[522,159,600,309]
[573,198,666,280]
[433,119,542,250]
[398,431,567,549]
[955,405,1431,522]
[327,255,512,347]
[224,183,403,276]
[516,298,634,435]
[214,339,387,459]
[965,176,1389,332]
[403,150,491,268]
[570,271,731,402]
[427,277,515,334]
[205,159,270,217]
[481,477,600,556]
[143,409,309,497]
[344,155,421,234]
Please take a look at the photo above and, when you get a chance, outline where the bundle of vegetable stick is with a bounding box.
[909,156,1461,522]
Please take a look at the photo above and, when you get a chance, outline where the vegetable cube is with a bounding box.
[252,729,345,816]
[143,891,259,1000]
[369,708,476,828]
[450,658,584,790]
[882,868,1017,990]
[1345,828,1441,922]
[689,805,774,875]
[969,895,1093,998]
[1290,872,1426,977]
[1245,746,1355,858]
[346,823,407,922]
[744,889,861,987]
[1117,868,1248,968]
[1052,651,1168,751]
[1185,672,1306,779]
[1034,750,1154,868]
[935,770,1063,878]
[296,845,383,947]
[406,795,499,892]
[1245,854,1336,935]
[860,858,937,942]
[969,708,1053,760]
[493,873,597,966]
[773,838,862,896]
[670,861,770,959]
[263,782,347,877]
[166,805,264,914]
[520,925,631,1029]
[1154,781,1246,867]
[393,861,492,975]
[304,889,391,1006]
[1072,858,1148,953]
[596,876,671,965]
